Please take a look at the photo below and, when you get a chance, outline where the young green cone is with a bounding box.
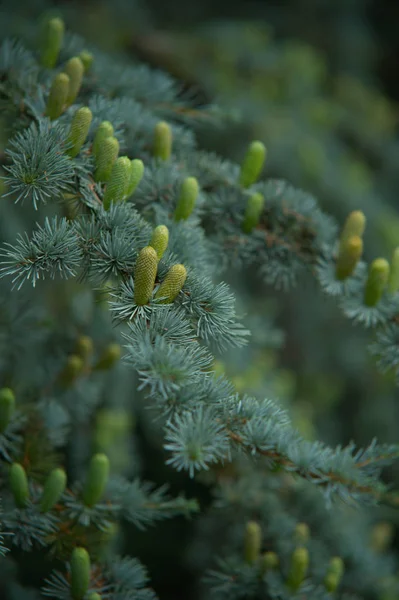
[64,56,84,106]
[70,547,91,600]
[125,159,144,198]
[94,136,119,182]
[364,258,390,306]
[40,17,64,69]
[82,453,110,507]
[103,156,131,210]
[75,335,94,364]
[59,355,84,386]
[242,192,265,233]
[94,343,122,370]
[93,121,114,158]
[324,557,344,593]
[155,264,187,303]
[46,72,69,120]
[79,50,94,72]
[133,246,158,306]
[9,463,29,508]
[339,210,366,248]
[153,121,172,160]
[150,225,169,260]
[388,247,399,294]
[260,551,279,575]
[335,235,363,280]
[174,177,199,221]
[294,522,310,544]
[67,107,93,158]
[40,467,67,512]
[239,140,266,188]
[287,547,309,591]
[244,521,262,564]
[0,387,15,433]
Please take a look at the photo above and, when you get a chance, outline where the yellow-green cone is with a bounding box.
[294,522,310,544]
[75,335,94,364]
[339,210,366,248]
[40,17,64,69]
[64,56,84,106]
[388,247,399,294]
[67,107,93,158]
[244,521,262,564]
[133,246,158,306]
[79,50,94,72]
[9,463,29,508]
[174,177,199,221]
[125,159,144,198]
[103,156,131,210]
[87,594,101,600]
[153,121,172,160]
[94,343,122,370]
[46,72,69,120]
[93,121,114,158]
[82,453,109,507]
[59,355,84,386]
[70,547,91,600]
[239,141,266,188]
[335,235,363,280]
[40,467,67,512]
[242,192,265,233]
[150,225,169,260]
[260,551,279,575]
[0,387,15,433]
[94,136,119,183]
[324,557,344,593]
[364,258,390,306]
[155,264,187,303]
[287,547,309,591]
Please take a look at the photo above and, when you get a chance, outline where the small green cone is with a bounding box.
[371,522,394,552]
[294,522,310,544]
[82,453,109,507]
[64,56,84,106]
[94,343,122,371]
[364,258,390,306]
[67,107,93,158]
[103,156,131,210]
[0,387,15,433]
[79,50,94,72]
[239,141,266,188]
[287,546,309,591]
[339,210,366,248]
[260,551,279,575]
[174,177,199,221]
[153,121,172,160]
[40,17,64,69]
[93,121,114,158]
[244,521,262,564]
[59,355,84,386]
[150,225,169,260]
[133,246,158,306]
[70,547,91,600]
[87,594,101,600]
[46,72,69,120]
[94,136,119,182]
[335,235,363,280]
[40,467,67,512]
[125,159,144,198]
[324,557,344,593]
[75,335,94,364]
[242,192,265,233]
[155,264,187,303]
[9,463,29,508]
[388,247,399,294]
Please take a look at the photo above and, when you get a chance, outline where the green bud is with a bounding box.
[93,121,114,158]
[155,264,187,304]
[244,521,262,564]
[64,56,84,106]
[59,355,84,386]
[133,246,158,306]
[79,50,94,72]
[94,343,122,371]
[125,159,144,198]
[82,453,109,507]
[260,551,279,575]
[0,387,15,433]
[70,547,91,600]
[242,192,264,233]
[364,258,390,306]
[150,225,169,260]
[94,136,119,182]
[153,121,172,160]
[239,141,266,188]
[335,235,363,280]
[9,463,29,508]
[174,177,199,221]
[287,546,309,591]
[324,557,344,593]
[40,17,64,69]
[103,156,131,210]
[388,247,399,294]
[67,107,93,158]
[294,522,310,544]
[46,72,69,120]
[40,467,67,512]
[339,210,366,248]
[75,335,94,363]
